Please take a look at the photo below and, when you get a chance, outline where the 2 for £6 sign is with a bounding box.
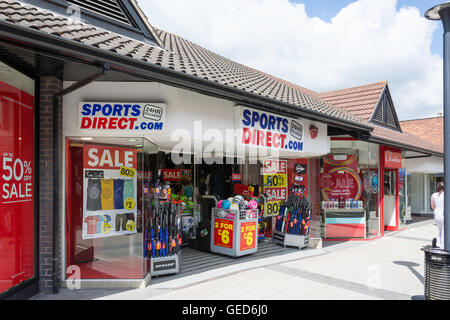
[240,222,257,251]
[214,219,234,249]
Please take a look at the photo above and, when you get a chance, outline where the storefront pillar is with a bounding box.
[38,76,63,293]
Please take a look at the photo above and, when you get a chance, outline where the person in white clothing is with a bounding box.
[431,182,445,249]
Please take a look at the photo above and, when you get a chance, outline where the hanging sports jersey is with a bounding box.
[101,179,115,211]
[82,144,138,240]
[85,216,100,235]
[123,179,134,201]
[114,179,125,210]
[86,179,102,211]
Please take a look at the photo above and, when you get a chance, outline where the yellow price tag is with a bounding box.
[101,222,111,235]
[126,220,135,232]
[120,167,136,178]
[124,198,135,210]
[264,174,287,188]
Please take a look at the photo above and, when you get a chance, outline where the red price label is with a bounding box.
[214,219,234,249]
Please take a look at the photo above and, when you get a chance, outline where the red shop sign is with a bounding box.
[383,147,402,169]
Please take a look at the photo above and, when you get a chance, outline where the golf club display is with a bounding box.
[148,183,183,276]
[273,194,311,249]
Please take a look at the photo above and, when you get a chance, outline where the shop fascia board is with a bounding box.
[0,20,374,135]
[368,136,443,158]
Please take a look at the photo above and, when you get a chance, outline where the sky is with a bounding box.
[139,0,445,121]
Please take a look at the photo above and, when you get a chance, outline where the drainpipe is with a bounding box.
[51,63,109,294]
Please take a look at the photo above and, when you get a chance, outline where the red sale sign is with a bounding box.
[321,155,362,201]
[83,145,137,170]
[162,169,192,182]
[0,80,35,293]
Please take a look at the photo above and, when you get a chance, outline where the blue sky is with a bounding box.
[293,0,444,57]
[143,0,444,119]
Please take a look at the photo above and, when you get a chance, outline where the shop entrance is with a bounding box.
[383,169,398,231]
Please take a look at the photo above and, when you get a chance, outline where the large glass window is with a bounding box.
[0,62,36,294]
[65,137,158,280]
[320,140,381,239]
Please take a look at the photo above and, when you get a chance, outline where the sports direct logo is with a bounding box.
[79,102,166,131]
[239,107,304,152]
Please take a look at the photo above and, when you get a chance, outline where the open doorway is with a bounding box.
[383,169,398,231]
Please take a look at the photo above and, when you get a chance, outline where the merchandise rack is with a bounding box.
[210,208,259,257]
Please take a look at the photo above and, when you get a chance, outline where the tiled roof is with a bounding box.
[319,81,443,155]
[0,0,370,129]
[319,82,386,121]
[371,124,443,154]
[401,117,444,150]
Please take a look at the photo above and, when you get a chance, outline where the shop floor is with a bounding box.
[149,240,301,285]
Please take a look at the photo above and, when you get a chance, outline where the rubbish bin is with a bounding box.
[423,246,450,300]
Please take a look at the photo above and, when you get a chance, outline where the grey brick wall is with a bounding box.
[38,76,62,293]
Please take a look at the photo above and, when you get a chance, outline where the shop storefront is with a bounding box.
[61,81,333,286]
[405,156,444,216]
[0,0,443,296]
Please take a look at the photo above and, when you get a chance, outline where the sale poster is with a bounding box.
[162,169,192,182]
[263,160,288,217]
[82,145,138,240]
[321,155,362,201]
[0,80,35,293]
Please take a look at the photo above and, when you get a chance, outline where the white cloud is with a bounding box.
[139,0,443,120]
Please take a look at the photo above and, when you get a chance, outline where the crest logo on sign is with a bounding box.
[310,125,319,139]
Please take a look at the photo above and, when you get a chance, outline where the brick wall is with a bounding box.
[38,76,62,293]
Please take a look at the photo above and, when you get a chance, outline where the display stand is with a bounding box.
[272,231,309,249]
[150,254,180,276]
[272,194,311,250]
[322,209,366,239]
[210,208,259,257]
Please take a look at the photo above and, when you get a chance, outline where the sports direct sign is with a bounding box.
[235,106,305,153]
[79,102,167,132]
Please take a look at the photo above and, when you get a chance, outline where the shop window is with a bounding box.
[65,137,158,280]
[0,61,36,295]
[320,140,381,239]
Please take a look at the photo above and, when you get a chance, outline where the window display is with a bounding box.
[0,63,35,294]
[320,140,381,240]
[82,144,138,240]
[65,137,158,280]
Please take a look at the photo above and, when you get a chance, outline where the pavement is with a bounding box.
[33,219,437,300]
